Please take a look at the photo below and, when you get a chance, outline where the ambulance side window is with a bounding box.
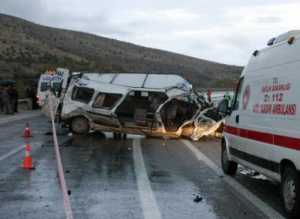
[232,77,244,111]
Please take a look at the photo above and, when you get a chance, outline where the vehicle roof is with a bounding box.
[81,73,191,90]
[242,30,300,77]
[76,78,129,94]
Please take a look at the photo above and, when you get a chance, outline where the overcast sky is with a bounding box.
[1,0,300,66]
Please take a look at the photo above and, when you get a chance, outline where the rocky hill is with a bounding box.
[0,13,242,90]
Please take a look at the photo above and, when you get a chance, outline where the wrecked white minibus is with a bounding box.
[58,73,226,140]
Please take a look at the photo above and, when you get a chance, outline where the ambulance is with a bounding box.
[222,30,300,218]
[37,68,70,106]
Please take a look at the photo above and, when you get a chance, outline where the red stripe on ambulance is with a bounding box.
[224,125,300,151]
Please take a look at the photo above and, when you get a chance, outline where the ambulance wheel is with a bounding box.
[221,141,237,176]
[281,165,300,218]
[70,117,89,135]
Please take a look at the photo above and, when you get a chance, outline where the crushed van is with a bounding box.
[57,73,227,140]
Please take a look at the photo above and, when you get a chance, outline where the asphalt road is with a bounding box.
[0,114,287,219]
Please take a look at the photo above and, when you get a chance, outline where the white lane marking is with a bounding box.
[183,140,224,177]
[0,145,25,162]
[133,138,162,219]
[0,142,42,162]
[181,139,285,219]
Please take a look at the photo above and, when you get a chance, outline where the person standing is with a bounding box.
[0,86,3,113]
[10,86,19,113]
[27,87,38,110]
[2,87,12,114]
[206,88,214,107]
[207,89,212,104]
[7,85,15,114]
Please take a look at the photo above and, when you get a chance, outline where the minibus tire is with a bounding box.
[221,142,237,176]
[281,165,300,218]
[70,117,89,135]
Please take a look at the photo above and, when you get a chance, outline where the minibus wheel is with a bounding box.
[281,165,300,218]
[70,117,90,135]
[221,141,237,176]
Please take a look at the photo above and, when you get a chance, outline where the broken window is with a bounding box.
[71,86,94,104]
[92,93,122,109]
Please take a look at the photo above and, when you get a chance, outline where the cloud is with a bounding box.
[0,0,45,20]
[254,16,282,24]
[1,0,300,65]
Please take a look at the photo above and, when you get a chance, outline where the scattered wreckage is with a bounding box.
[42,72,227,140]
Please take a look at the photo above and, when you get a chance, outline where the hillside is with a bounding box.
[0,13,242,89]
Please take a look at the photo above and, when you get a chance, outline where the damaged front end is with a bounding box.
[157,89,226,141]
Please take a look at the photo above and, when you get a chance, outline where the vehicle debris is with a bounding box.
[193,195,203,203]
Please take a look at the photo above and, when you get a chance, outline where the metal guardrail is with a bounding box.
[48,93,74,219]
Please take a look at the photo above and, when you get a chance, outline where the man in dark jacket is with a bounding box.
[2,87,12,114]
[27,87,38,110]
[7,85,17,114]
[0,86,3,113]
[11,86,19,113]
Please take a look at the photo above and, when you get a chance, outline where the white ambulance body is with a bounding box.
[222,30,300,218]
[37,68,69,106]
[37,73,53,106]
